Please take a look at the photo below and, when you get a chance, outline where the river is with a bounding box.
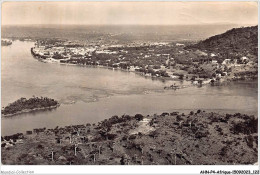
[1,41,258,136]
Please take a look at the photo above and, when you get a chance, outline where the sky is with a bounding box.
[2,1,258,25]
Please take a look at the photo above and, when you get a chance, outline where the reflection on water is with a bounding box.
[1,41,258,136]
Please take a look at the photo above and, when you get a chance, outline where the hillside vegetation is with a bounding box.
[186,26,258,57]
[1,111,258,165]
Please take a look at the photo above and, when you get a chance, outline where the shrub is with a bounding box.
[149,130,158,138]
[195,130,209,139]
[161,112,169,116]
[135,114,144,121]
[219,146,228,156]
[37,144,44,149]
[179,74,184,80]
[107,134,117,140]
[230,117,258,135]
[176,115,183,122]
[129,135,136,140]
[122,135,127,141]
[245,135,254,148]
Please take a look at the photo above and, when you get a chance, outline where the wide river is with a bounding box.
[1,41,258,136]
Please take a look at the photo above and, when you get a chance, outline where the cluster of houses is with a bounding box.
[31,39,256,82]
[1,39,12,46]
[212,57,250,67]
[32,41,98,63]
[31,40,171,71]
[209,54,256,82]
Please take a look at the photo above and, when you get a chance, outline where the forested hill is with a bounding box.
[186,25,258,56]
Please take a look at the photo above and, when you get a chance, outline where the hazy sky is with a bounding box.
[2,1,258,25]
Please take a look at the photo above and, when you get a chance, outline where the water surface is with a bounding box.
[1,41,257,136]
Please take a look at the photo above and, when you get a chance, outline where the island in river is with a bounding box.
[1,110,257,165]
[1,97,60,117]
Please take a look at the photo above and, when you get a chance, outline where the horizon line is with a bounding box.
[2,23,258,27]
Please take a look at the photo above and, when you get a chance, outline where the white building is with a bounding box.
[176,43,185,46]
[222,59,231,65]
[211,60,218,64]
[210,53,217,57]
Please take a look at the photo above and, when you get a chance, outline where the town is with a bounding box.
[31,35,257,87]
[1,39,12,46]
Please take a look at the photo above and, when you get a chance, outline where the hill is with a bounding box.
[1,111,258,165]
[186,26,258,57]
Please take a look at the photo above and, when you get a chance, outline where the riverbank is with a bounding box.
[1,110,257,165]
[31,49,257,90]
[31,51,228,89]
[31,51,181,83]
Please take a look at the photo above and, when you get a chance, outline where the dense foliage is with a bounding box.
[2,97,58,115]
[186,26,258,57]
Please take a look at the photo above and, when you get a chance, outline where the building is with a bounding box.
[222,59,231,65]
[176,43,185,46]
[210,53,217,57]
[211,60,218,65]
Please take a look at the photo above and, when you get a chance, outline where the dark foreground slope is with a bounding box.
[186,26,258,57]
[1,111,258,165]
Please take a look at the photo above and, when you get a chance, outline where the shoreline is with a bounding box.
[1,110,258,165]
[31,51,252,89]
[31,51,257,88]
[2,107,257,137]
[32,53,182,83]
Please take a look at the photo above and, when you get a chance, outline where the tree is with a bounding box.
[135,114,144,121]
[198,79,203,86]
[179,74,184,80]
